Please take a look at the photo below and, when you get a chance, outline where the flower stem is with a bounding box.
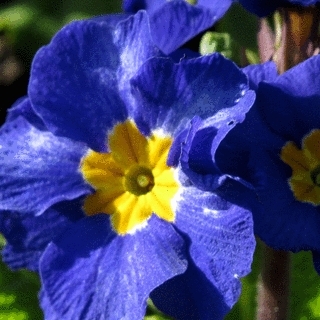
[276,5,320,73]
[256,244,291,320]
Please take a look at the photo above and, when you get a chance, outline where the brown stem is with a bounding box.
[256,244,291,320]
[277,5,320,73]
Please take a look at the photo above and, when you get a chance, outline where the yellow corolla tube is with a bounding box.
[281,129,320,205]
[80,120,179,235]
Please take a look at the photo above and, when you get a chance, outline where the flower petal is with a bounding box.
[247,149,320,251]
[239,0,282,17]
[29,18,127,151]
[173,185,255,308]
[0,198,84,271]
[180,102,253,190]
[40,290,59,320]
[29,12,160,151]
[242,61,277,90]
[151,260,230,320]
[256,56,320,144]
[6,97,46,130]
[258,83,320,145]
[131,53,254,135]
[0,117,90,215]
[150,1,232,54]
[114,11,161,109]
[40,214,187,320]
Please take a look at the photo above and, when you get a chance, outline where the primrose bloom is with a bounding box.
[0,11,255,320]
[216,56,320,270]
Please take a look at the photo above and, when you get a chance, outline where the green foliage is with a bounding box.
[0,243,41,319]
[200,3,260,65]
[144,299,173,320]
[226,240,320,320]
[217,3,258,53]
[290,250,320,319]
[200,32,238,61]
[0,235,42,319]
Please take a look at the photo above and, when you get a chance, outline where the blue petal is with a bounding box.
[273,55,320,97]
[114,11,161,111]
[151,260,230,320]
[179,93,253,190]
[40,214,187,320]
[29,19,126,151]
[131,53,254,136]
[6,97,46,130]
[313,251,320,275]
[179,116,224,191]
[216,63,289,180]
[239,0,284,17]
[29,12,159,151]
[215,100,284,181]
[149,1,232,54]
[123,0,163,13]
[169,48,200,63]
[239,0,320,17]
[247,149,320,252]
[0,198,84,271]
[40,290,60,320]
[0,117,90,215]
[242,62,278,91]
[258,82,320,145]
[91,13,131,25]
[123,1,232,54]
[173,186,255,309]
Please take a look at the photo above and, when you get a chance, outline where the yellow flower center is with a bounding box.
[281,129,320,205]
[80,120,179,235]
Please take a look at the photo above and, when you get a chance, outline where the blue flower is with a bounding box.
[216,56,320,269]
[0,11,256,319]
[239,0,320,17]
[123,0,233,54]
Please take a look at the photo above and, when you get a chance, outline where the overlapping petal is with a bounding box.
[173,186,255,310]
[246,150,320,251]
[151,261,230,320]
[6,97,46,130]
[243,61,278,90]
[0,116,90,215]
[123,0,233,54]
[179,92,254,190]
[239,0,320,17]
[29,12,160,152]
[130,53,255,136]
[0,198,84,271]
[40,215,187,320]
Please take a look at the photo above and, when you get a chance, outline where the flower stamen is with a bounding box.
[281,129,320,205]
[80,120,179,234]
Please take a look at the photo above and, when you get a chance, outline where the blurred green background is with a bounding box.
[0,0,122,121]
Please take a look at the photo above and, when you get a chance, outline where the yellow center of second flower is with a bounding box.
[80,120,179,235]
[186,0,197,5]
[281,129,320,205]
